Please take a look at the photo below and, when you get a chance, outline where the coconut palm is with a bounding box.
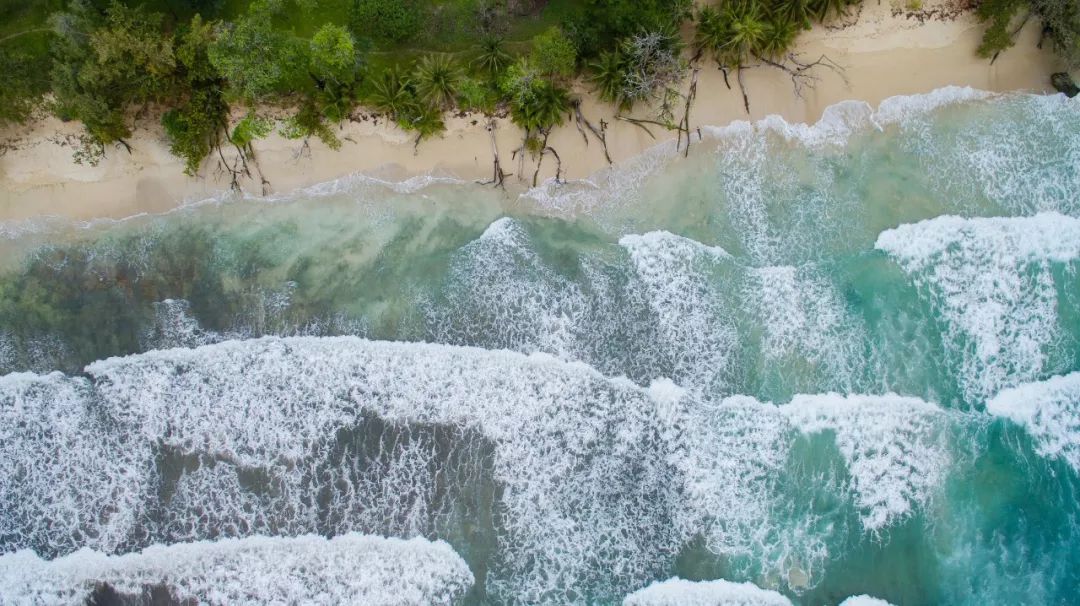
[693,6,734,66]
[809,0,851,22]
[510,79,569,133]
[759,17,799,59]
[471,36,512,75]
[775,0,814,29]
[728,2,769,60]
[590,49,628,109]
[368,67,414,117]
[413,54,463,110]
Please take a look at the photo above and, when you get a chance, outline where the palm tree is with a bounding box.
[728,1,769,60]
[413,54,463,110]
[759,18,799,60]
[472,36,512,75]
[775,0,814,29]
[693,6,734,66]
[809,0,851,22]
[368,67,414,118]
[590,49,628,109]
[510,79,569,133]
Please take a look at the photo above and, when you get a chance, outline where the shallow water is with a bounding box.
[1,88,1079,605]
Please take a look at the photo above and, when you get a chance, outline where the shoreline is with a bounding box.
[0,2,1071,223]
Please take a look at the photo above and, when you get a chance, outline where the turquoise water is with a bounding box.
[1,88,1079,605]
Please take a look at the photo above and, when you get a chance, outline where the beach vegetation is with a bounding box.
[349,0,426,44]
[11,0,1080,182]
[413,53,464,110]
[977,0,1080,67]
[530,27,576,78]
[501,58,569,132]
[471,35,512,75]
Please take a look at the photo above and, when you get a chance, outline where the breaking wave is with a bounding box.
[986,372,1080,472]
[623,577,792,606]
[876,212,1080,404]
[0,533,472,606]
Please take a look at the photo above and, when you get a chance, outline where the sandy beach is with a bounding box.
[0,0,1070,222]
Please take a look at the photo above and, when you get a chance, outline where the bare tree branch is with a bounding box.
[755,53,847,99]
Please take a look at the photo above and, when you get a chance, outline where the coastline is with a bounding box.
[0,1,1070,223]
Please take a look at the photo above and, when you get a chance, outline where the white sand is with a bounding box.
[0,1,1070,221]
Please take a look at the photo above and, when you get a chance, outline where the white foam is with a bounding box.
[986,372,1080,472]
[427,217,589,362]
[783,393,951,531]
[744,265,865,389]
[620,231,737,393]
[623,577,792,606]
[876,212,1080,403]
[140,299,220,350]
[16,336,694,602]
[522,139,680,217]
[874,86,993,127]
[757,100,875,147]
[0,533,473,606]
[700,87,992,150]
[671,396,789,552]
[839,596,896,606]
[0,372,151,556]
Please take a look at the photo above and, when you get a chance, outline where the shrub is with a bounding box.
[530,27,577,78]
[351,0,426,44]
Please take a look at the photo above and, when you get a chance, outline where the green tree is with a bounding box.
[759,17,799,59]
[309,23,358,85]
[282,98,341,149]
[530,27,577,78]
[502,60,570,132]
[456,76,496,113]
[162,87,228,174]
[87,0,176,99]
[975,0,1024,57]
[472,36,512,75]
[51,1,175,157]
[1032,0,1080,67]
[590,49,628,109]
[563,0,692,58]
[208,5,300,101]
[0,48,46,126]
[367,67,414,117]
[163,14,230,176]
[413,54,462,110]
[350,0,426,44]
[694,2,771,68]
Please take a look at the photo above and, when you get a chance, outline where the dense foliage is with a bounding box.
[2,0,1076,177]
[977,0,1080,67]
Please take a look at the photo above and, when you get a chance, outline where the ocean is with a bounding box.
[1,87,1078,605]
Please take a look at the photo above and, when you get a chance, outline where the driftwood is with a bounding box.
[737,66,750,114]
[756,53,847,99]
[677,68,700,157]
[530,130,551,187]
[614,115,660,139]
[479,117,506,187]
[572,100,612,164]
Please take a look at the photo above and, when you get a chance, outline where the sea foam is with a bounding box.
[986,372,1080,472]
[1,334,978,600]
[5,337,690,602]
[784,393,951,530]
[620,231,738,393]
[876,212,1080,404]
[622,577,793,606]
[0,533,472,606]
